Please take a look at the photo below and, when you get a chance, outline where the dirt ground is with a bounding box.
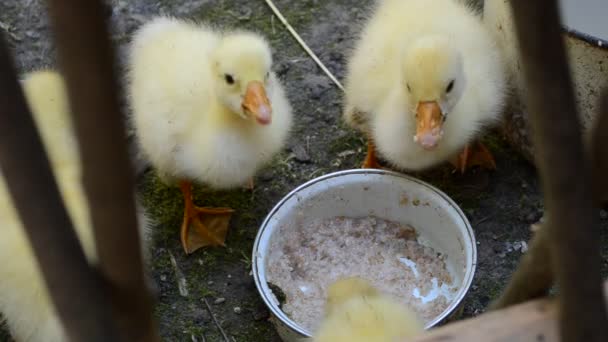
[1,0,607,341]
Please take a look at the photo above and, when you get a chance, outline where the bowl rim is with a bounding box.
[252,168,478,337]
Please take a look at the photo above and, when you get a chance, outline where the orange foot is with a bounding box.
[362,138,383,169]
[179,180,234,254]
[450,141,497,174]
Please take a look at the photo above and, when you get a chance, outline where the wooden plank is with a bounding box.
[410,282,608,342]
[505,0,608,340]
[44,0,159,340]
[414,299,558,341]
[0,32,120,342]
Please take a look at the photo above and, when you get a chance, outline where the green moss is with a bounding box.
[329,130,364,155]
[230,322,277,342]
[481,133,505,154]
[483,280,504,301]
[267,283,287,309]
[139,168,259,229]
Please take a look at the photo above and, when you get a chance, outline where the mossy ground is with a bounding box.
[0,0,607,341]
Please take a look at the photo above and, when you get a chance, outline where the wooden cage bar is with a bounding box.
[591,87,608,203]
[44,0,159,340]
[0,0,607,341]
[492,0,608,341]
[0,32,121,342]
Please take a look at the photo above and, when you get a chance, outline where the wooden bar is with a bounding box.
[411,282,608,342]
[0,32,120,342]
[44,1,159,340]
[590,89,608,204]
[505,0,608,340]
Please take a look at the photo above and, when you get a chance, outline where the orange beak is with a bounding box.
[414,101,444,150]
[242,81,272,125]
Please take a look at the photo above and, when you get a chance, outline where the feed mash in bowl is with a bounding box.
[253,170,476,339]
[267,216,455,331]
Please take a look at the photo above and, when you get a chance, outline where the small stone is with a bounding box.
[513,241,522,251]
[214,298,226,305]
[190,308,209,323]
[521,241,529,253]
[492,234,498,240]
[329,51,343,63]
[276,62,290,77]
[293,145,311,163]
[233,307,242,314]
[25,30,39,39]
[337,150,356,158]
[227,274,232,279]
[197,259,203,266]
[525,212,537,223]
[530,223,541,232]
[236,8,252,21]
[600,210,608,220]
[160,274,167,282]
[472,285,479,290]
[258,170,273,182]
[130,14,147,24]
[499,253,506,258]
[207,281,214,285]
[304,74,330,99]
[253,307,269,321]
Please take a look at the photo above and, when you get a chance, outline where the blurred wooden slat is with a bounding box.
[590,88,608,204]
[499,0,608,340]
[411,282,608,342]
[0,31,120,342]
[44,0,159,340]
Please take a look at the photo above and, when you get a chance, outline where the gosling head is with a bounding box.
[402,35,466,150]
[325,277,379,314]
[213,32,273,125]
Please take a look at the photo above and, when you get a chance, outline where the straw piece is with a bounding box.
[263,0,344,91]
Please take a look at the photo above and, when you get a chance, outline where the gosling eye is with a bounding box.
[224,74,235,85]
[406,83,411,93]
[446,80,455,93]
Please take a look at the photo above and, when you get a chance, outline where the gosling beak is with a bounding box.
[242,81,272,125]
[413,101,445,150]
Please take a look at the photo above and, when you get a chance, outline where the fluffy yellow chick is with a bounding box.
[343,0,506,173]
[128,17,293,254]
[0,70,149,342]
[313,277,425,342]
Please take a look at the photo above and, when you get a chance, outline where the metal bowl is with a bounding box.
[252,169,477,341]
